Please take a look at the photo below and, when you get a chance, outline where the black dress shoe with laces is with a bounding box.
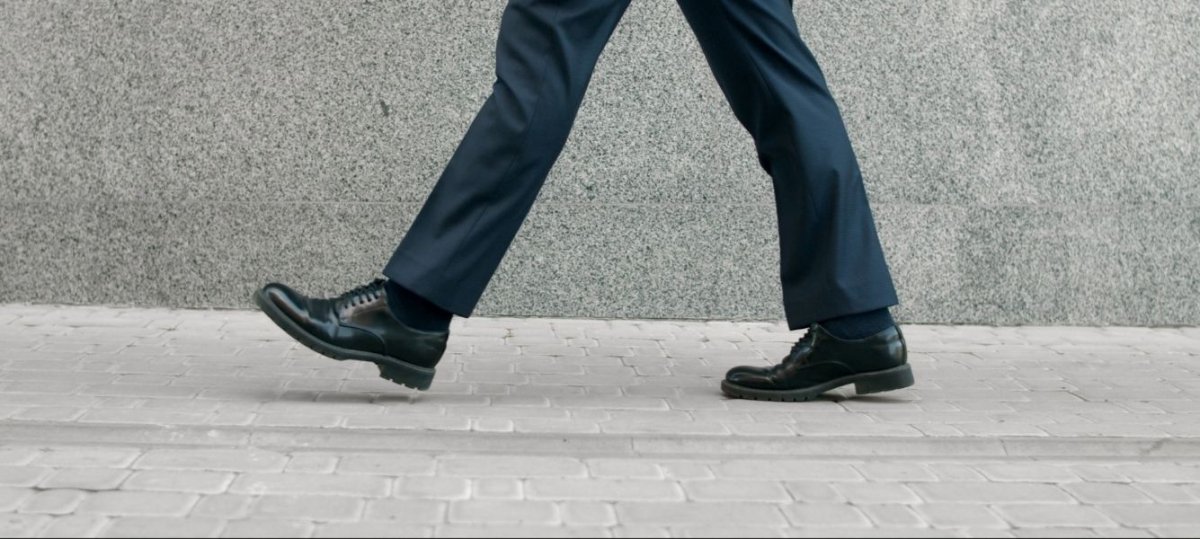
[722,324,913,402]
[254,279,448,390]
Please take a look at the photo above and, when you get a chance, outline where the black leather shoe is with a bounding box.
[722,324,913,402]
[254,279,449,390]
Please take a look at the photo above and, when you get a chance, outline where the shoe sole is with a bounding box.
[720,364,915,402]
[253,290,435,391]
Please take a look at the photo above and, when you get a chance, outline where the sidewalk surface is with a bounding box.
[1,304,1200,538]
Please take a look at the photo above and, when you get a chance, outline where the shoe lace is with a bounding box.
[783,329,816,366]
[335,279,387,311]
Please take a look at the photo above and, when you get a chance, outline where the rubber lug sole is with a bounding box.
[721,364,915,402]
[253,290,435,391]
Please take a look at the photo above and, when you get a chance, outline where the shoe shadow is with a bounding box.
[264,388,493,406]
[850,394,915,403]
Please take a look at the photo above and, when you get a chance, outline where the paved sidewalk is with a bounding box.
[1,304,1200,537]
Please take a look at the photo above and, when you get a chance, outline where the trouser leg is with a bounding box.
[676,0,899,330]
[384,0,632,316]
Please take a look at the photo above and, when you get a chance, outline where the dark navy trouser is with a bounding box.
[383,0,898,330]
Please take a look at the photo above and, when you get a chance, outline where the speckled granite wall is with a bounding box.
[2,1,1198,325]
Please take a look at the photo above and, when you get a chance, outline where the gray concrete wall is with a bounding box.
[2,0,1198,325]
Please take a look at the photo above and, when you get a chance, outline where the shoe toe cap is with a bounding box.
[725,366,774,388]
[258,282,308,319]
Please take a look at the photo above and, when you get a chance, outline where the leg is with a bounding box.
[383,0,632,317]
[676,0,898,330]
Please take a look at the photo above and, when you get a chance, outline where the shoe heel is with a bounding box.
[854,365,915,395]
[378,363,435,391]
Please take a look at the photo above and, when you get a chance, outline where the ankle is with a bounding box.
[817,308,894,340]
[384,280,452,332]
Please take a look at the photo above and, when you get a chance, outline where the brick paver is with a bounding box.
[1,305,1199,536]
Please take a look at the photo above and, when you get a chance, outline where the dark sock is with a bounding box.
[384,280,452,332]
[818,308,895,340]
